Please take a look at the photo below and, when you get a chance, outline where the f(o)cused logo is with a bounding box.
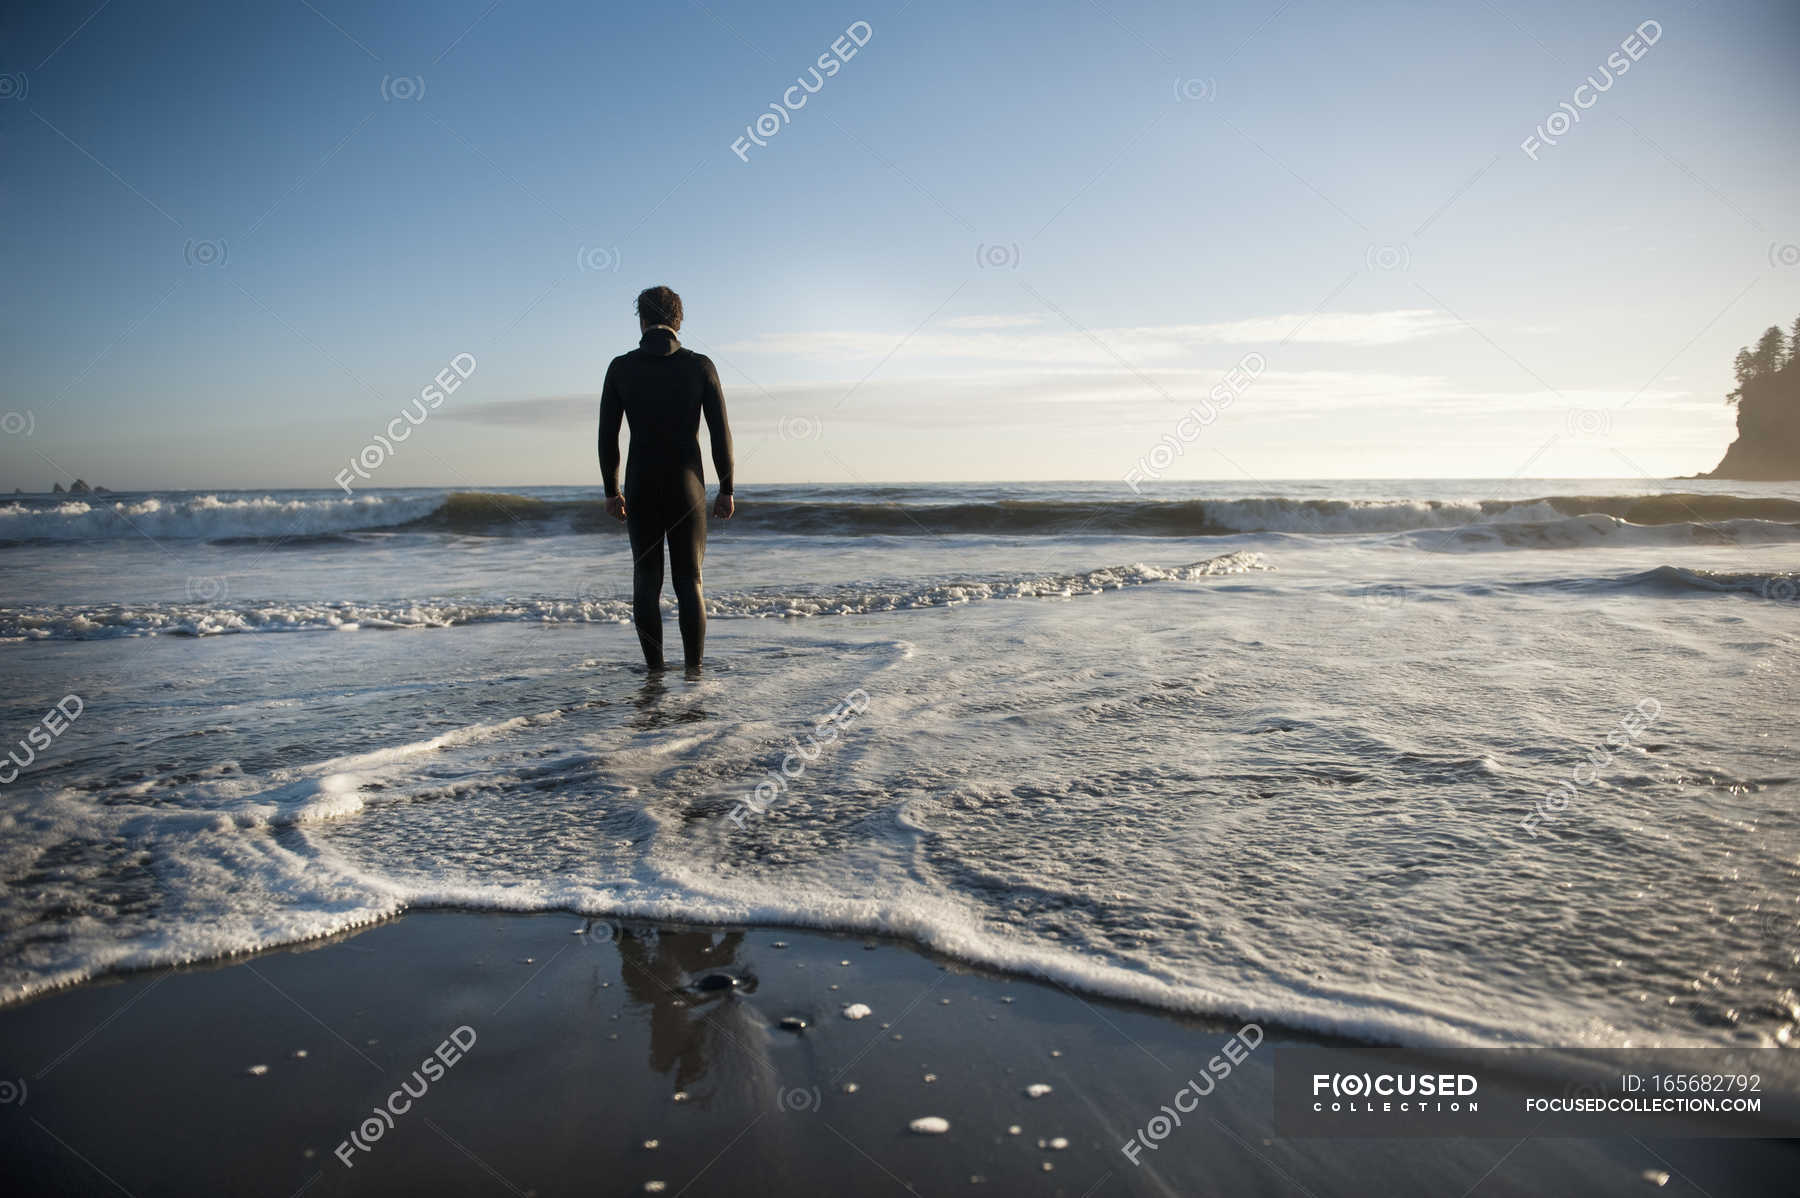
[1365,244,1410,271]
[574,918,621,945]
[1762,577,1798,603]
[0,1078,24,1105]
[0,73,27,101]
[185,239,227,267]
[0,410,34,437]
[777,1085,821,1113]
[186,575,229,602]
[1563,1078,1606,1103]
[778,415,822,442]
[976,243,1020,270]
[381,75,425,102]
[1769,243,1800,269]
[577,246,621,273]
[1362,583,1408,609]
[1564,408,1611,438]
[1173,77,1215,101]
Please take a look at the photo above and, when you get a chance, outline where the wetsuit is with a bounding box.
[598,326,734,669]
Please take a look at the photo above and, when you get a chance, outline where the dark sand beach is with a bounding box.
[2,912,1793,1197]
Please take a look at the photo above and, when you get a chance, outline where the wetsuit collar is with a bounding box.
[638,325,681,356]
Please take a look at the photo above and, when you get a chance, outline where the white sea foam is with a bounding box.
[1201,497,1565,534]
[0,692,1701,1060]
[0,553,1271,640]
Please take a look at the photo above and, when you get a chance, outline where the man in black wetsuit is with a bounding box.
[598,286,734,670]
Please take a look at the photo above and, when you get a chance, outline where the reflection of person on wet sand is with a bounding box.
[616,929,754,1096]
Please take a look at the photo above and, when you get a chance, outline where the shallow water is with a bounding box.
[2,480,1796,1091]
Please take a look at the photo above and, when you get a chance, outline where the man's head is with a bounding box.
[636,286,683,332]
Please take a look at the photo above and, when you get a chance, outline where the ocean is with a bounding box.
[2,480,1796,1087]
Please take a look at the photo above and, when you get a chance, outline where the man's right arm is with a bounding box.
[598,359,623,498]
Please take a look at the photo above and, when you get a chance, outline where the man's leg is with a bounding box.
[667,501,708,669]
[625,507,667,669]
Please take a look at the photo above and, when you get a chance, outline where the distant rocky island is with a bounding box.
[1701,314,1800,480]
[38,480,112,495]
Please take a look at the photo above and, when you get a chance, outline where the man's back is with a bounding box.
[599,326,733,503]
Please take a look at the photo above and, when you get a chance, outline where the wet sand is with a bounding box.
[0,911,1792,1196]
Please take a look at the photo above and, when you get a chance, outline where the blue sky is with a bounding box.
[3,0,1797,489]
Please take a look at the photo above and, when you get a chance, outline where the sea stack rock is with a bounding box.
[1703,317,1800,480]
[69,479,91,494]
[52,482,65,493]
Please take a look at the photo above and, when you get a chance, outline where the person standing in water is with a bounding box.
[598,286,735,670]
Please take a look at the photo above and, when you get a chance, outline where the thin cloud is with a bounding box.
[940,314,1046,329]
[721,309,1461,365]
[446,371,1698,434]
[441,394,597,426]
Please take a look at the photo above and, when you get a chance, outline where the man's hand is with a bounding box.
[713,492,734,520]
[605,495,627,521]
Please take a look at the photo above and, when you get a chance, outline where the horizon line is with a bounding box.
[6,474,1740,493]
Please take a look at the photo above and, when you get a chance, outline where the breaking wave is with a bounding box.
[4,489,1798,543]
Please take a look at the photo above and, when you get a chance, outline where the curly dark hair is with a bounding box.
[635,285,683,330]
